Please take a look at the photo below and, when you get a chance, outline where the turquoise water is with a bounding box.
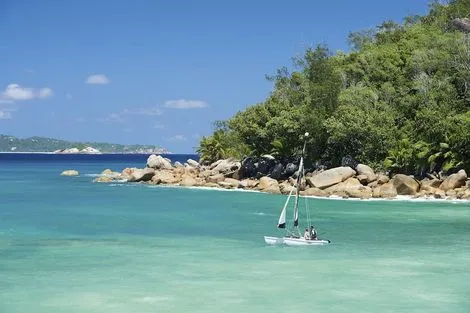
[1,157,470,313]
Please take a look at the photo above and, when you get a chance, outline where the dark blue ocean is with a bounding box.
[1,153,470,313]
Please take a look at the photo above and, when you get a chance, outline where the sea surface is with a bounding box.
[1,153,470,313]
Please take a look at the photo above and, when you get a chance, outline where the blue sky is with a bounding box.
[0,0,430,153]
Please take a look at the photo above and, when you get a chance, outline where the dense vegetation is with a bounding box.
[0,134,168,153]
[197,0,470,176]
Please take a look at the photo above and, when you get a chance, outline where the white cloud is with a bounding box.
[1,84,54,101]
[99,113,125,124]
[86,74,110,85]
[122,106,162,116]
[0,110,12,119]
[153,122,165,129]
[164,99,208,109]
[0,99,14,104]
[38,88,54,98]
[24,68,35,74]
[2,84,34,100]
[66,93,73,99]
[100,105,162,124]
[167,135,186,141]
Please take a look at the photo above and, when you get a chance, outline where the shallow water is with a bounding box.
[1,156,469,313]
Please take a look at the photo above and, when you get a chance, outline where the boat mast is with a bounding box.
[292,132,308,230]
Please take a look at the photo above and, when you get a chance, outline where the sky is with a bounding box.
[0,0,430,153]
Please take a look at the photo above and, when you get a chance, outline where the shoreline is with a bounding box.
[62,154,470,203]
[100,176,470,204]
[0,151,178,155]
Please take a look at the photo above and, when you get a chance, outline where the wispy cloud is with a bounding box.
[153,122,165,129]
[0,110,12,119]
[122,106,162,116]
[167,135,186,141]
[66,93,73,100]
[23,68,35,75]
[38,88,54,98]
[1,84,54,101]
[98,113,125,124]
[75,117,86,123]
[164,99,208,109]
[99,105,162,124]
[86,74,110,85]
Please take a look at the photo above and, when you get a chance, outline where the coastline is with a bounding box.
[0,151,174,155]
[68,154,470,203]
[116,180,470,203]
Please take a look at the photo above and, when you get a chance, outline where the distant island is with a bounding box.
[0,134,170,154]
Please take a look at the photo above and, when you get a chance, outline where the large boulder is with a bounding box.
[206,173,225,183]
[147,154,173,170]
[279,182,295,195]
[239,157,258,178]
[452,18,470,32]
[300,187,328,197]
[198,169,212,178]
[307,167,356,189]
[420,178,442,191]
[377,174,390,184]
[128,168,155,182]
[152,170,179,184]
[269,163,284,180]
[174,161,184,168]
[355,164,376,183]
[239,179,259,189]
[324,178,363,196]
[101,169,113,175]
[372,183,397,198]
[256,155,276,177]
[258,176,281,194]
[186,159,200,168]
[180,175,199,187]
[60,169,79,176]
[392,174,419,195]
[284,162,298,177]
[211,158,241,176]
[223,178,240,188]
[121,167,137,180]
[341,156,359,169]
[462,189,470,200]
[357,174,369,185]
[345,186,373,199]
[439,170,467,191]
[94,176,114,183]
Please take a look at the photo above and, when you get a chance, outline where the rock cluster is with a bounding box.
[87,154,470,201]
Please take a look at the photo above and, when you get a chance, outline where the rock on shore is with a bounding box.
[61,170,79,176]
[89,154,470,201]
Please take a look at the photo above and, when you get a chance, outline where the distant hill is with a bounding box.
[0,134,170,154]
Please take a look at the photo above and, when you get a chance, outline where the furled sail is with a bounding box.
[292,132,308,228]
[292,156,303,227]
[277,188,294,228]
[277,205,287,228]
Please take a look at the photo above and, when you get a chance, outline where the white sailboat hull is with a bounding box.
[264,236,330,246]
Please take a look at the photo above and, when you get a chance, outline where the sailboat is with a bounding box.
[264,132,330,246]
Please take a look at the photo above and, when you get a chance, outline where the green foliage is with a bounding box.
[199,0,470,174]
[196,125,250,164]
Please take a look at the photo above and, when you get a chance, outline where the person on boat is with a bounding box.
[309,225,318,240]
[303,228,311,240]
